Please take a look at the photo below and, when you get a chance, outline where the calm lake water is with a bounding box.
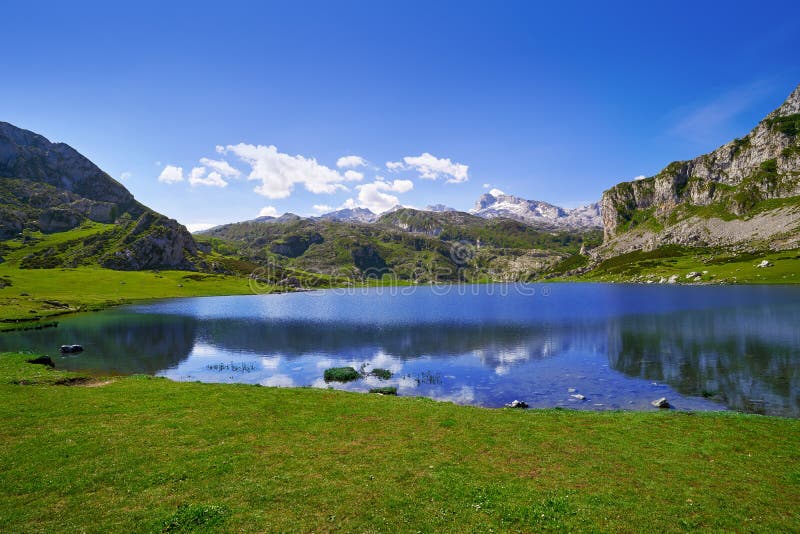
[3,283,799,416]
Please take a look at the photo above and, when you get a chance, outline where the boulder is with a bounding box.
[505,400,528,409]
[570,394,587,401]
[651,397,670,409]
[756,260,772,268]
[59,344,84,354]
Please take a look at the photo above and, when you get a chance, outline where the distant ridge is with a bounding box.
[470,191,602,229]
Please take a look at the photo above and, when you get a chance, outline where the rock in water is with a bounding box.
[570,394,587,401]
[505,400,529,409]
[59,344,84,354]
[651,397,670,409]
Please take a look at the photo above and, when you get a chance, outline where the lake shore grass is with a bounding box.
[1,351,799,532]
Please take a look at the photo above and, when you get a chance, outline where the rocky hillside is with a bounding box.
[471,191,602,229]
[0,121,198,270]
[599,84,800,254]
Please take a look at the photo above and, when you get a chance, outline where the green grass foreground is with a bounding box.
[1,353,798,532]
[0,266,255,323]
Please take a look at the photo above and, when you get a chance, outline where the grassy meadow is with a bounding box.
[1,352,799,532]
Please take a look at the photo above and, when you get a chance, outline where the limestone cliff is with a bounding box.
[600,84,800,252]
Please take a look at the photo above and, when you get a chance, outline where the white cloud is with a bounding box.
[258,206,279,217]
[383,178,414,193]
[489,188,504,196]
[260,374,295,387]
[119,171,132,181]
[154,160,162,167]
[344,170,364,182]
[386,161,404,171]
[345,178,415,214]
[313,204,334,213]
[189,167,228,187]
[185,222,217,233]
[336,155,367,168]
[633,175,646,181]
[158,165,184,184]
[402,152,468,183]
[224,143,350,199]
[482,183,491,189]
[199,157,241,178]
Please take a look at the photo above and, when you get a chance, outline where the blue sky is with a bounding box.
[2,1,799,231]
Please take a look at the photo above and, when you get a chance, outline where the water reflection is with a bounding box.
[1,285,798,416]
[608,305,800,416]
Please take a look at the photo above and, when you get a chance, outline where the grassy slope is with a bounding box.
[0,224,259,323]
[1,352,798,532]
[559,247,800,284]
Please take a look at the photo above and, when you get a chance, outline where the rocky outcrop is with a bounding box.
[269,232,324,258]
[601,84,800,245]
[100,212,198,270]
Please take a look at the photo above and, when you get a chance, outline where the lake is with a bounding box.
[3,283,799,416]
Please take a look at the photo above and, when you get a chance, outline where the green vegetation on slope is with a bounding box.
[1,352,798,532]
[202,209,602,283]
[561,246,800,284]
[0,225,256,322]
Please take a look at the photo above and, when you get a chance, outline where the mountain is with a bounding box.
[599,83,800,255]
[316,207,377,223]
[202,207,602,282]
[0,121,198,270]
[253,213,304,224]
[424,204,456,212]
[470,192,602,229]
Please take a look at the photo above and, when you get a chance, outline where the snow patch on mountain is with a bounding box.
[470,192,602,229]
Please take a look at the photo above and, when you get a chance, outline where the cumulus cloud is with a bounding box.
[188,167,228,187]
[482,183,491,189]
[258,206,279,217]
[386,161,404,171]
[402,152,468,183]
[336,155,367,168]
[223,143,351,199]
[344,170,364,181]
[185,222,217,233]
[119,171,132,181]
[313,204,334,213]
[158,165,184,184]
[199,157,241,178]
[343,178,414,214]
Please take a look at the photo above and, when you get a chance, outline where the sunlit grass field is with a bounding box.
[0,352,798,532]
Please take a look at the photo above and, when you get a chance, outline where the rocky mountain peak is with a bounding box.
[470,191,601,229]
[0,121,137,209]
[773,83,800,117]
